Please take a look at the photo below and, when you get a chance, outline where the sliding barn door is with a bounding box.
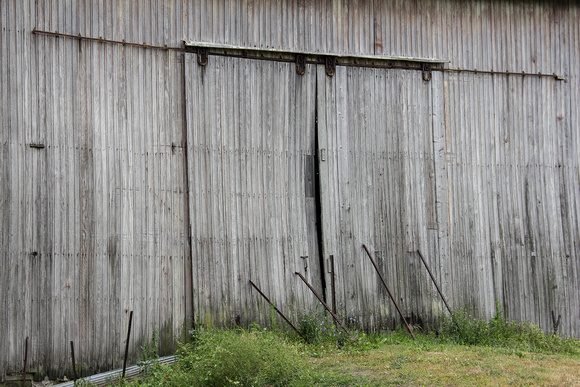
[184,55,321,326]
[317,65,443,330]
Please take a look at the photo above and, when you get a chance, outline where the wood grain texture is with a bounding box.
[1,0,186,380]
[1,0,579,381]
[184,54,320,328]
[318,66,441,331]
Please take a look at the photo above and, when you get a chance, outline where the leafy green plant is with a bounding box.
[441,302,580,355]
[298,307,324,343]
[137,329,160,377]
[149,329,315,386]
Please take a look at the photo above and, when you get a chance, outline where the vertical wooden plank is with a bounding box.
[184,52,198,326]
[430,70,448,314]
[564,4,579,338]
[0,1,8,377]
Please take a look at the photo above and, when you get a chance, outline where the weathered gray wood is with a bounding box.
[185,55,319,327]
[2,4,188,376]
[317,65,441,330]
[2,0,580,381]
[0,0,8,380]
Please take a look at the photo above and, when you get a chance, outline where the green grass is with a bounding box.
[439,303,580,355]
[99,309,580,387]
[114,326,359,387]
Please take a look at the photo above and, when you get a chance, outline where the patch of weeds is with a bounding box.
[297,305,348,347]
[173,329,316,386]
[137,329,159,377]
[354,332,387,351]
[389,355,408,369]
[441,302,580,355]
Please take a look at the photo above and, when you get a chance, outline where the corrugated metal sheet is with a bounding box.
[1,0,579,381]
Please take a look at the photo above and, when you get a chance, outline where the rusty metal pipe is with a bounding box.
[416,250,453,316]
[294,272,349,335]
[249,280,306,341]
[32,29,182,51]
[416,250,461,332]
[438,66,566,81]
[31,29,567,82]
[362,245,415,340]
[122,311,133,379]
[70,341,78,382]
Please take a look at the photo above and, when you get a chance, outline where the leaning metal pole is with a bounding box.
[362,244,415,340]
[294,271,349,335]
[416,250,453,316]
[122,311,133,379]
[416,249,461,331]
[249,280,306,341]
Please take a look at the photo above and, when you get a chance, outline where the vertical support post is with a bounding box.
[122,311,133,378]
[330,255,337,314]
[22,337,28,387]
[430,70,454,302]
[182,51,194,334]
[70,341,78,382]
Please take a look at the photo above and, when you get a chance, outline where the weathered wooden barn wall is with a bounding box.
[1,0,187,380]
[1,0,579,381]
[440,72,578,333]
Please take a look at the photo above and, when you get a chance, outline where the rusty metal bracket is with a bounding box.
[197,47,208,66]
[422,63,432,81]
[330,255,337,314]
[325,56,336,76]
[23,337,29,387]
[300,255,308,272]
[296,54,306,75]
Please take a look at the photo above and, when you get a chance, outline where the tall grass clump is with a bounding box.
[134,327,315,387]
[441,303,580,355]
